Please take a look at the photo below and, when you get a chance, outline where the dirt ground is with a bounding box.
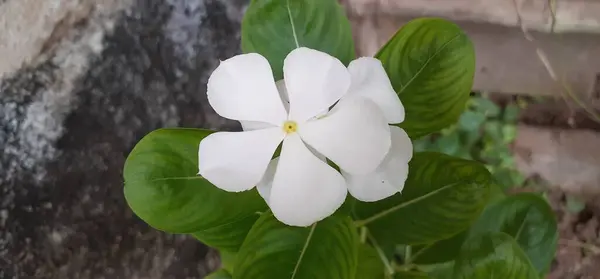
[548,190,600,279]
[517,99,600,279]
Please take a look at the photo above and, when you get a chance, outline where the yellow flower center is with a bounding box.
[282,121,298,134]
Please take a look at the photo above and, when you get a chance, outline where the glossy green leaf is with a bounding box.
[452,232,538,279]
[376,18,475,139]
[123,128,267,235]
[353,152,491,245]
[219,250,237,274]
[469,193,558,274]
[205,269,232,279]
[234,212,358,279]
[192,213,259,252]
[355,244,385,279]
[412,230,469,265]
[241,0,355,80]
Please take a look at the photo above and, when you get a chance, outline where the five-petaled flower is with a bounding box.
[198,47,412,227]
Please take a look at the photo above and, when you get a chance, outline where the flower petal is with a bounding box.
[207,53,287,125]
[347,57,405,124]
[342,164,408,202]
[198,128,285,192]
[342,126,413,202]
[256,158,278,204]
[299,96,391,175]
[240,121,275,131]
[275,79,290,111]
[284,47,351,122]
[256,146,327,205]
[388,126,413,164]
[269,133,347,227]
[240,79,289,131]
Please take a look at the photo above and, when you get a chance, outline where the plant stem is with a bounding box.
[404,245,412,265]
[360,227,367,244]
[366,230,395,276]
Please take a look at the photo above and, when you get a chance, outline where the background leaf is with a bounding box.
[468,193,558,274]
[123,128,267,247]
[395,271,431,278]
[234,212,358,279]
[205,269,232,279]
[420,262,454,279]
[458,111,485,132]
[353,152,491,245]
[452,232,538,279]
[376,18,475,139]
[241,0,355,80]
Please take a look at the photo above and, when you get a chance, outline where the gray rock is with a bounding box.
[0,0,245,278]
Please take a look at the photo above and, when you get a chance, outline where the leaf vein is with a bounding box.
[398,33,462,95]
[286,0,300,48]
[291,223,317,279]
[355,181,463,226]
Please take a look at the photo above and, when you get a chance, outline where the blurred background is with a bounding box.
[0,0,599,278]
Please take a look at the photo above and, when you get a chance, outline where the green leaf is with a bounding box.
[473,97,500,117]
[241,0,355,80]
[458,111,486,132]
[420,262,454,279]
[395,271,431,278]
[234,212,358,279]
[205,269,232,279]
[353,152,491,245]
[123,128,267,235]
[412,230,469,264]
[503,104,520,123]
[452,232,538,279]
[469,193,558,274]
[355,244,385,279]
[502,124,517,143]
[482,121,502,143]
[565,195,586,214]
[376,18,475,139]
[219,250,237,274]
[436,132,461,155]
[192,213,259,252]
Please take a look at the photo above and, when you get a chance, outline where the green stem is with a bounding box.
[360,227,367,244]
[409,243,433,263]
[366,230,395,276]
[404,245,412,265]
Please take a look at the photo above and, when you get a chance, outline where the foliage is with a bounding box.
[413,95,526,190]
[122,0,558,278]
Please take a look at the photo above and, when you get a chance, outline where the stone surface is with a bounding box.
[0,0,128,78]
[514,124,600,194]
[0,0,246,278]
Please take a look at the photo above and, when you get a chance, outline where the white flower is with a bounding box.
[341,58,414,202]
[198,47,391,226]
